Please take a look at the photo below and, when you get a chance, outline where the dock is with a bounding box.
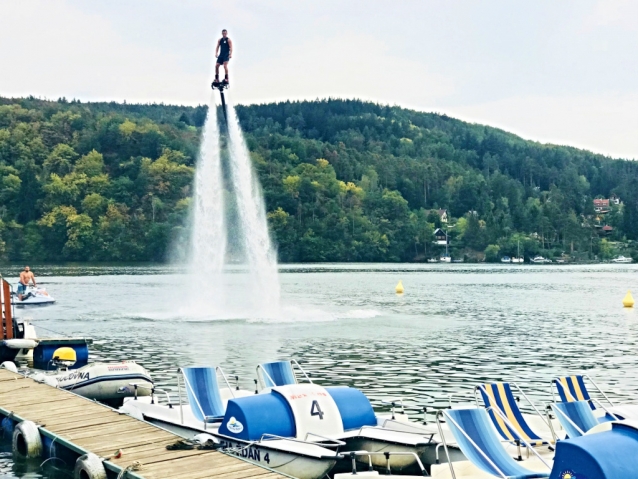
[0,368,289,479]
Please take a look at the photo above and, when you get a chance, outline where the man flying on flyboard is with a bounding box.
[212,29,233,88]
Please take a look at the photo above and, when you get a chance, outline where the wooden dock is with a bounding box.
[0,368,289,479]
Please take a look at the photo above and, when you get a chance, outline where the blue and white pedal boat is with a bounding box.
[121,368,343,479]
[257,360,458,470]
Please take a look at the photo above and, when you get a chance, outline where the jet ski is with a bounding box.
[10,286,55,306]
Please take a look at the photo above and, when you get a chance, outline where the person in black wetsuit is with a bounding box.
[215,29,233,85]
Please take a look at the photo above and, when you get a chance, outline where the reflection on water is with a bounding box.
[1,263,638,477]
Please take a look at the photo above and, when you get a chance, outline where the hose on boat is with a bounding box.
[12,420,42,459]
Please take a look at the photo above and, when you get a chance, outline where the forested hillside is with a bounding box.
[1,96,637,263]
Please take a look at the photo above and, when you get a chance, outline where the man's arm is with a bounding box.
[30,273,36,287]
[228,39,233,58]
[215,39,220,56]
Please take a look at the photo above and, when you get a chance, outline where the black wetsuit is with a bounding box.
[217,37,231,64]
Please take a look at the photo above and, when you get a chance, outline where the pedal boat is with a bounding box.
[256,360,463,471]
[121,367,343,479]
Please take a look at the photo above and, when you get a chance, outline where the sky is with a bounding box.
[1,0,638,159]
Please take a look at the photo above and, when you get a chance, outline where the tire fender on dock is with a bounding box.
[74,453,107,479]
[12,420,42,458]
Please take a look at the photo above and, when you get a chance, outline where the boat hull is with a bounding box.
[218,436,337,479]
[144,415,336,479]
[341,437,426,470]
[52,362,152,406]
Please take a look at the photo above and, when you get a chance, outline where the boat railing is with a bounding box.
[216,366,236,399]
[345,450,428,476]
[303,432,346,447]
[256,365,277,390]
[291,359,313,383]
[128,382,173,405]
[354,423,435,441]
[474,383,551,429]
[376,417,436,441]
[381,398,406,418]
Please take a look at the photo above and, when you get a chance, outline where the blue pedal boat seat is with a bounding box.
[553,375,619,424]
[553,375,594,409]
[443,408,549,479]
[551,401,600,438]
[478,383,548,446]
[180,367,226,423]
[258,360,297,388]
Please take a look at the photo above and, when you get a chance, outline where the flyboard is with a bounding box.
[211,79,229,122]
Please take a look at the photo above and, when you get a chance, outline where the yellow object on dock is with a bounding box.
[0,369,287,479]
[623,290,635,308]
[395,280,404,294]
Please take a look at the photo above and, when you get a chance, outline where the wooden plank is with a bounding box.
[0,384,43,397]
[141,456,255,477]
[76,430,171,451]
[92,436,176,457]
[110,450,247,472]
[0,376,24,383]
[76,430,169,449]
[34,409,126,426]
[44,415,131,433]
[110,447,213,465]
[155,455,256,473]
[183,462,277,479]
[155,466,281,479]
[1,389,85,401]
[11,401,103,416]
[63,422,154,441]
[93,438,177,457]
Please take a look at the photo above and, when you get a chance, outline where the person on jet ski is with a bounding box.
[18,266,36,301]
[214,29,233,86]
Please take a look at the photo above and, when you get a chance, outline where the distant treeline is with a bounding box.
[1,96,638,263]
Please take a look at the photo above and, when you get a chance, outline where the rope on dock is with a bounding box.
[116,460,142,479]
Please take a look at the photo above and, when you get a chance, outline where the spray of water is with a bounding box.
[225,102,281,315]
[189,92,226,275]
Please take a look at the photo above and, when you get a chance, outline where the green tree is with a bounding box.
[484,244,500,262]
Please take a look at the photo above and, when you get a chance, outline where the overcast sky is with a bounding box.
[1,0,637,159]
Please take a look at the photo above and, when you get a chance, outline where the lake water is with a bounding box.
[2,263,638,477]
